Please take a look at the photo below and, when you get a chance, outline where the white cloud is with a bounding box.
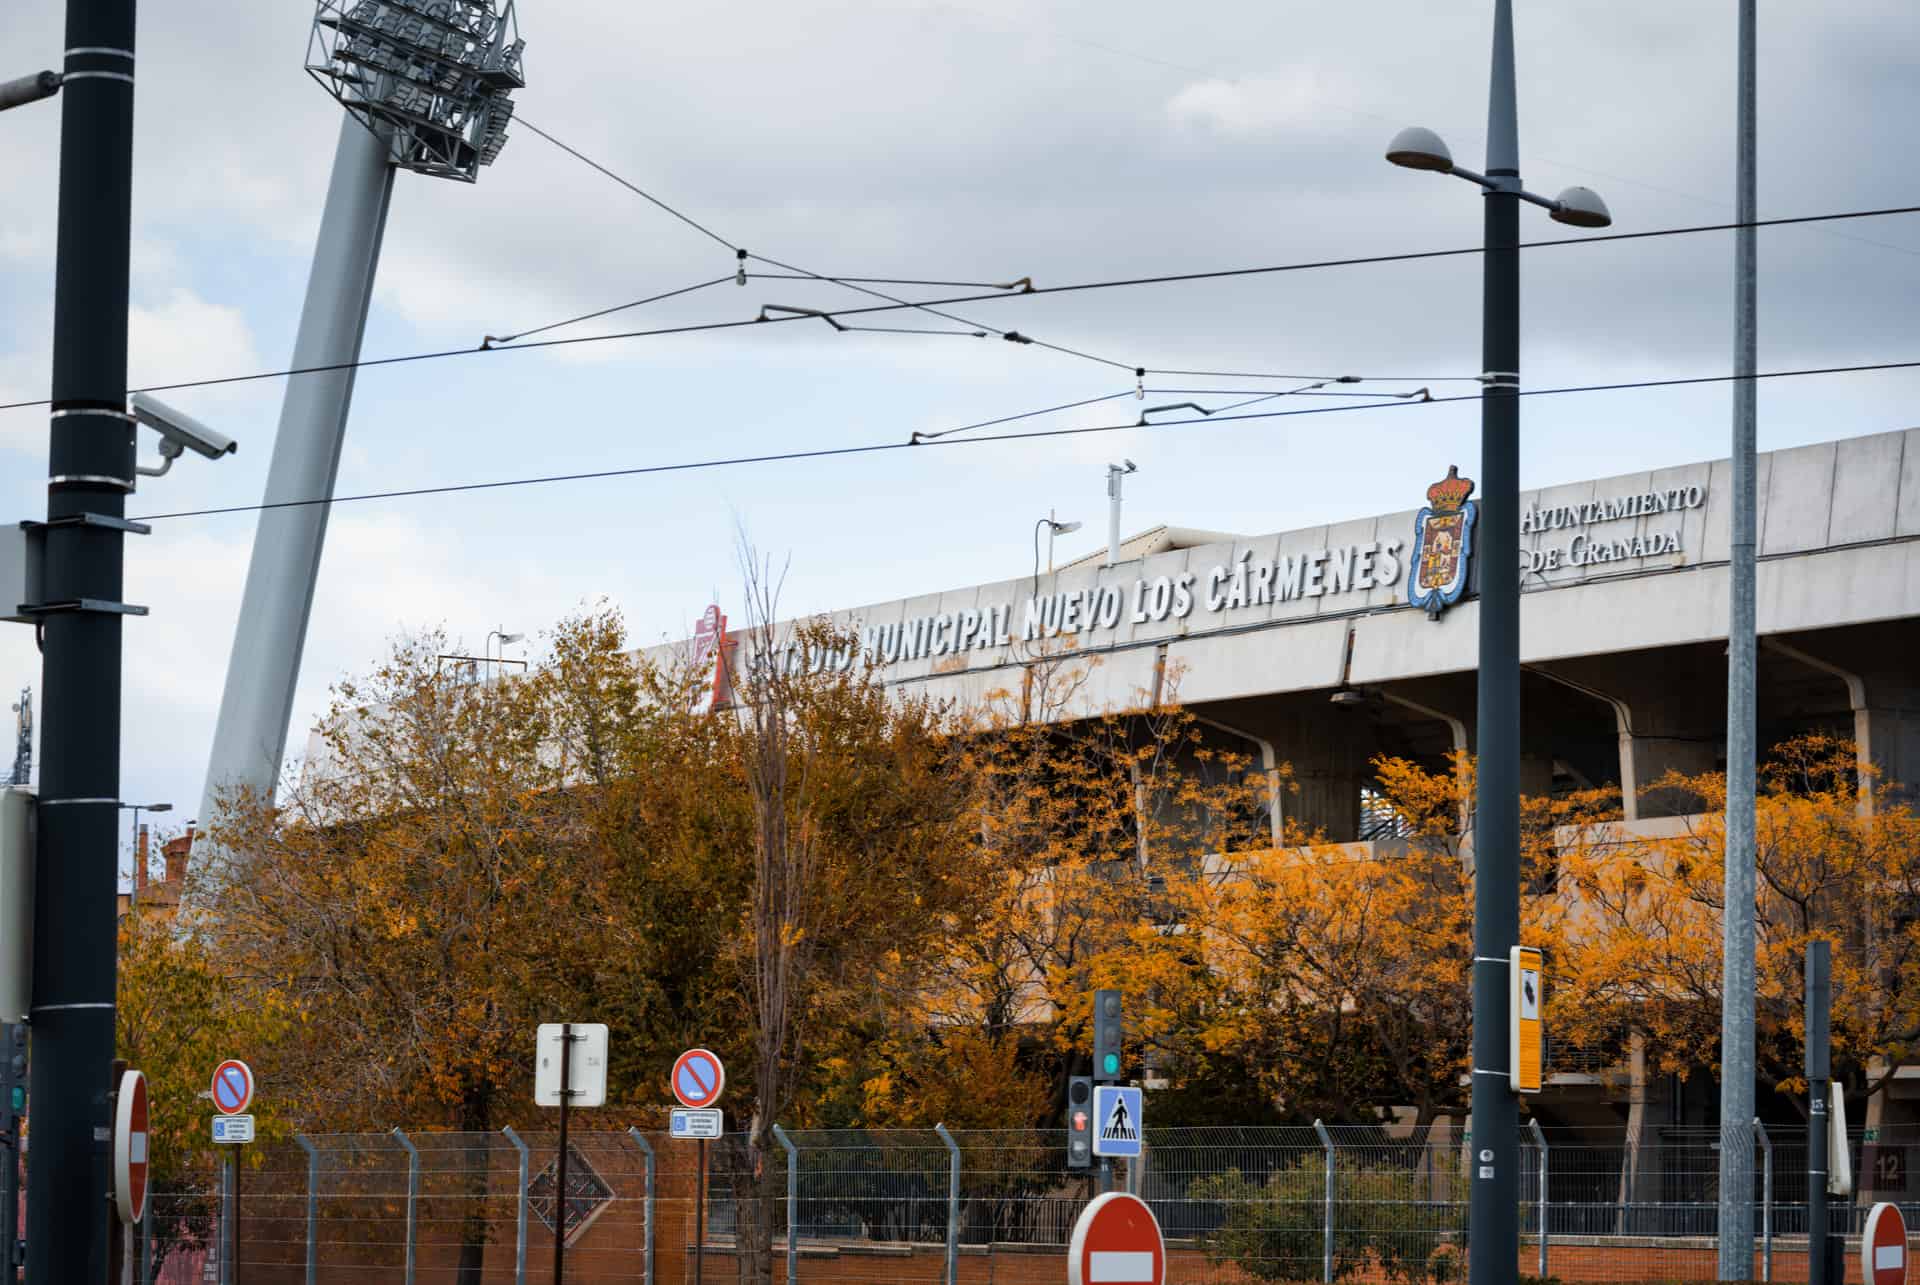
[1166,74,1340,137]
[128,288,263,396]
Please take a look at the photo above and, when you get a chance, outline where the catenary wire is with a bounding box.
[517,118,1136,371]
[516,117,739,253]
[2,203,1914,416]
[480,274,735,345]
[130,358,1920,522]
[914,390,1140,442]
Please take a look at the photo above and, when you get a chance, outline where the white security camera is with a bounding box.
[130,393,237,460]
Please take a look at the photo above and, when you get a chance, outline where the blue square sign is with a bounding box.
[1092,1085,1142,1158]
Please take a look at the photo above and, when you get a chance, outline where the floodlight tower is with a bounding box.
[195,2,524,853]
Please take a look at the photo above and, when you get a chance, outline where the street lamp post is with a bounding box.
[485,628,525,683]
[119,802,171,900]
[1385,7,1612,1285]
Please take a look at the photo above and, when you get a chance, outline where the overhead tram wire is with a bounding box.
[478,274,736,346]
[1,202,1915,416]
[516,117,740,252]
[514,117,1139,372]
[130,357,1920,523]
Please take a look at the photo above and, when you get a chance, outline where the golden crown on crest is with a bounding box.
[1426,465,1475,514]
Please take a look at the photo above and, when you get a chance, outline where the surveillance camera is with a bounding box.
[1123,459,1138,472]
[130,393,237,460]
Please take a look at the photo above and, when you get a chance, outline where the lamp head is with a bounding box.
[1049,519,1083,535]
[1385,126,1454,174]
[500,632,525,645]
[1549,185,1612,229]
[149,803,174,813]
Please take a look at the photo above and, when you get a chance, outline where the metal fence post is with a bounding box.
[1754,1118,1773,1283]
[294,1133,319,1285]
[934,1124,961,1285]
[139,1195,152,1285]
[1313,1119,1334,1285]
[1529,1118,1549,1278]
[392,1128,419,1285]
[503,1126,531,1285]
[626,1127,656,1285]
[771,1125,799,1285]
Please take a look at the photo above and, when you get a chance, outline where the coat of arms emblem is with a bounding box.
[1408,466,1477,618]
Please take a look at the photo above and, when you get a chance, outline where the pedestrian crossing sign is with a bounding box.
[1093,1085,1143,1158]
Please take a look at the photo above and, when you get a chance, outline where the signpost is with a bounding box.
[671,1048,725,1110]
[210,1059,255,1285]
[1093,1086,1143,1161]
[536,1023,608,1285]
[1865,1203,1909,1285]
[1510,946,1543,1095]
[211,1059,254,1116]
[1067,1191,1165,1285]
[670,1108,723,1139]
[113,1070,149,1226]
[670,1048,727,1285]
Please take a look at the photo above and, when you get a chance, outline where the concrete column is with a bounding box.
[1531,654,1725,818]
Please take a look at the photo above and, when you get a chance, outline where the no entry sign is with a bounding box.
[1068,1191,1165,1285]
[113,1069,149,1225]
[211,1059,254,1116]
[671,1048,725,1109]
[1865,1202,1909,1285]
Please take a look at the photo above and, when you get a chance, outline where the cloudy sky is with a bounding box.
[2,0,1917,876]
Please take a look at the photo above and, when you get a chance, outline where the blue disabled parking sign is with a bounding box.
[1092,1085,1142,1158]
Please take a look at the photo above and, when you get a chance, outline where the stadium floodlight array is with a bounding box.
[307,0,526,182]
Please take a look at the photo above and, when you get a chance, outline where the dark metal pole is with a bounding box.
[1469,6,1522,1285]
[1807,941,1831,1285]
[27,0,139,1280]
[234,1145,244,1285]
[554,1024,571,1285]
[695,1137,707,1285]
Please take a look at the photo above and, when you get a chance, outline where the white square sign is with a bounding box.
[535,1023,609,1107]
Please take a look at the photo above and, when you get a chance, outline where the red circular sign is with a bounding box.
[1068,1192,1165,1285]
[1865,1202,1909,1285]
[211,1059,254,1115]
[114,1070,149,1225]
[671,1048,726,1109]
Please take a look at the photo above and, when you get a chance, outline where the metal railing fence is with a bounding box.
[128,1121,1920,1283]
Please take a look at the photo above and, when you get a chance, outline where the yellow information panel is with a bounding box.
[1510,946,1543,1094]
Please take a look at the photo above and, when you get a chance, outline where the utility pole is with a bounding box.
[1468,10,1524,1285]
[1718,1,1759,1278]
[28,0,140,1280]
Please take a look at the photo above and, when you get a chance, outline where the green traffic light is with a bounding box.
[8,1086,21,1110]
[1102,1053,1120,1075]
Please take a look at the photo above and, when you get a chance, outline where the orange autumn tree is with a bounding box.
[842,652,1276,1128]
[1131,750,1613,1123]
[1556,733,1920,1104]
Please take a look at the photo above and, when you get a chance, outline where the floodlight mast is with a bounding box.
[194,1,526,883]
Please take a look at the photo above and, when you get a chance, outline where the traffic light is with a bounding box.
[1092,988,1123,1082]
[1066,1074,1093,1169]
[0,1022,21,1135]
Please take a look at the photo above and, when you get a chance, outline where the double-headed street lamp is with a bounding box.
[1385,6,1612,1285]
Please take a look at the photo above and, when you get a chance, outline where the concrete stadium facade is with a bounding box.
[660,426,1920,1163]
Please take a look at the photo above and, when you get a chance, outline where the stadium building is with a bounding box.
[656,425,1920,1180]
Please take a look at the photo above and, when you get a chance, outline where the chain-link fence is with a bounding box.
[130,1122,1919,1283]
